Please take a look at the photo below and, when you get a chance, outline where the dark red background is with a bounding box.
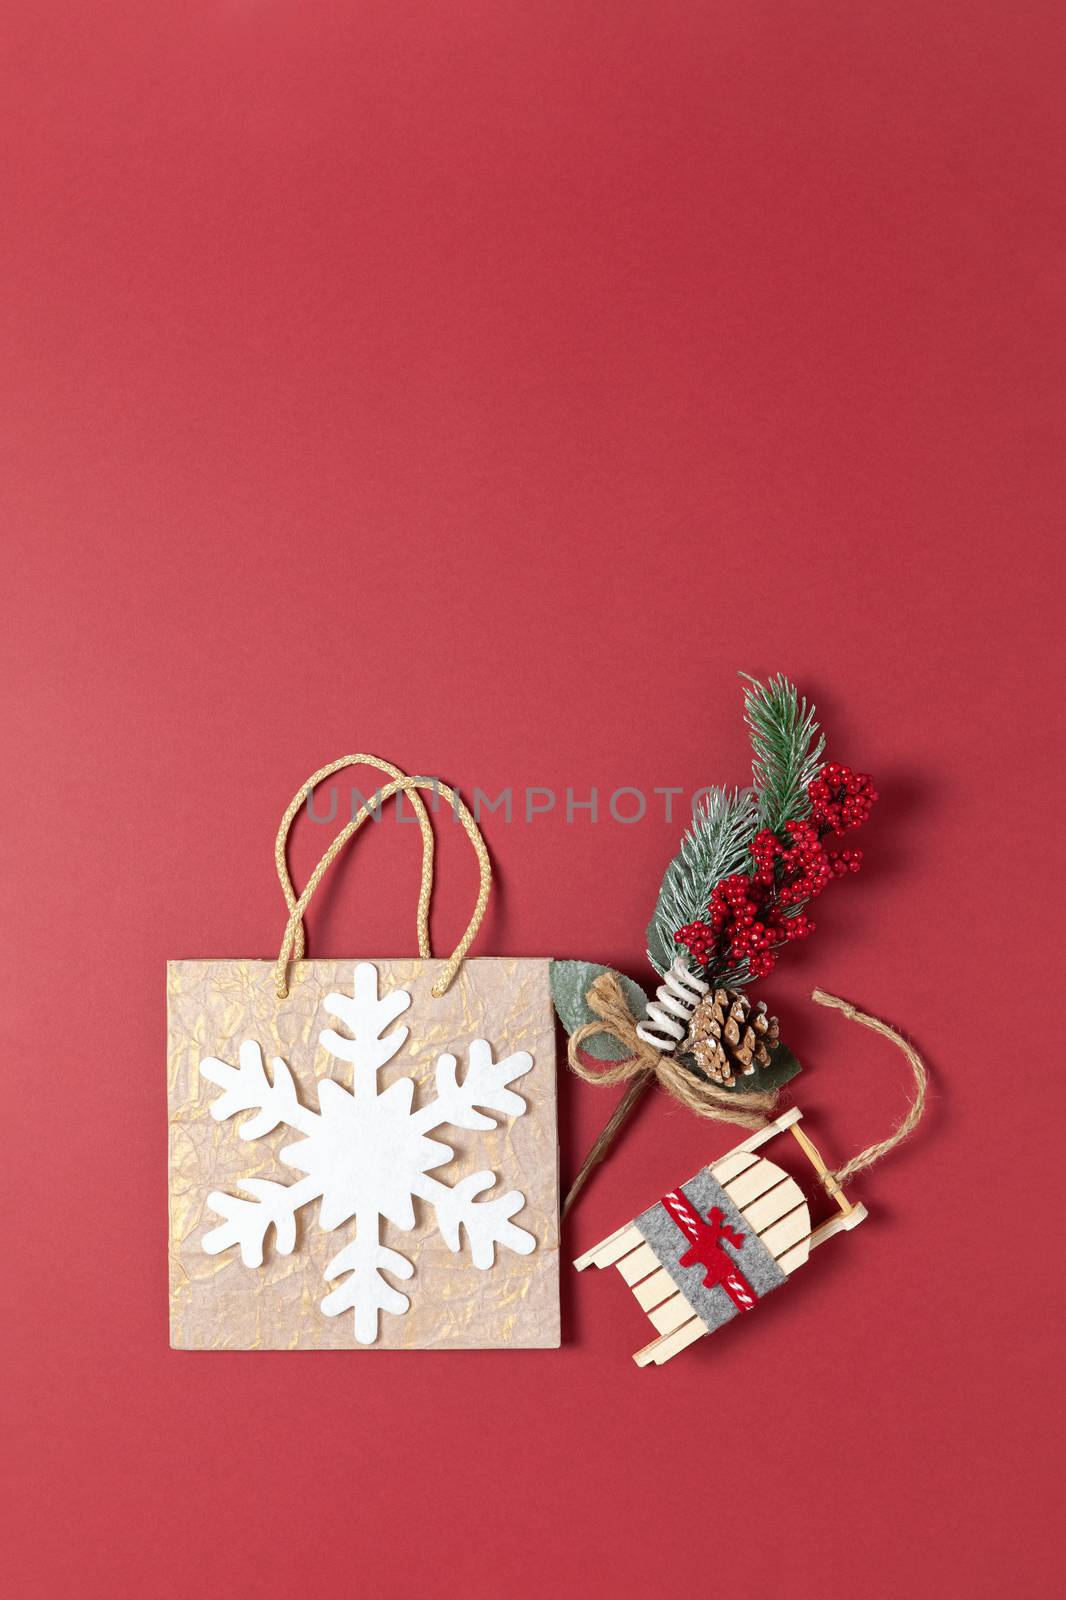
[3,4,1062,1596]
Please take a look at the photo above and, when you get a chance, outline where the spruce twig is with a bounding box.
[646,786,758,976]
[742,673,825,833]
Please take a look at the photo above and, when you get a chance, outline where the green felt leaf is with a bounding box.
[645,913,675,978]
[549,959,650,1062]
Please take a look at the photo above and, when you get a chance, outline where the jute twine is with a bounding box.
[563,973,929,1217]
[810,987,928,1187]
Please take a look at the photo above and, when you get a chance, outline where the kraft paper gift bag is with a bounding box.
[168,756,560,1350]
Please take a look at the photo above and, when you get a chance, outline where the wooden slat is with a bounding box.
[708,1149,758,1186]
[742,1176,805,1233]
[727,1105,803,1156]
[649,1291,694,1336]
[633,1267,675,1311]
[616,1242,659,1286]
[575,1223,642,1271]
[761,1206,811,1260]
[776,1238,811,1275]
[725,1158,785,1209]
[634,1314,706,1368]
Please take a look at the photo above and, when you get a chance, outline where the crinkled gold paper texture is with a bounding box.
[168,958,559,1349]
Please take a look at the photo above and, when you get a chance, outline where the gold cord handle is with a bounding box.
[273,771,492,1002]
[275,754,435,964]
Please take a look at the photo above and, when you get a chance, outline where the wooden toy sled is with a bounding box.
[574,1107,868,1367]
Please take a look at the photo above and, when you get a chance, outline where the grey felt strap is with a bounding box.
[635,1167,787,1334]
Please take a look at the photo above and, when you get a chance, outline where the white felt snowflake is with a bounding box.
[199,963,536,1343]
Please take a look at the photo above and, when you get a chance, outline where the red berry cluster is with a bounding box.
[676,873,816,979]
[808,763,877,833]
[675,763,877,980]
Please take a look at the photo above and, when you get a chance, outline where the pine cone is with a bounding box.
[682,989,780,1087]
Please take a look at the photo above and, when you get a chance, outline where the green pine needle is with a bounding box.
[646,786,758,976]
[645,674,825,984]
[741,672,825,833]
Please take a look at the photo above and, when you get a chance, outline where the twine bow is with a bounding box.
[562,972,777,1218]
[569,972,777,1127]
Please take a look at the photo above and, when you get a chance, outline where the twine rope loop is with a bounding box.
[811,987,929,1187]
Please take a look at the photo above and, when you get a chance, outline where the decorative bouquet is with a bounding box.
[552,673,878,1211]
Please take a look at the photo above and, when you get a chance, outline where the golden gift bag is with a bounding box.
[167,756,560,1350]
